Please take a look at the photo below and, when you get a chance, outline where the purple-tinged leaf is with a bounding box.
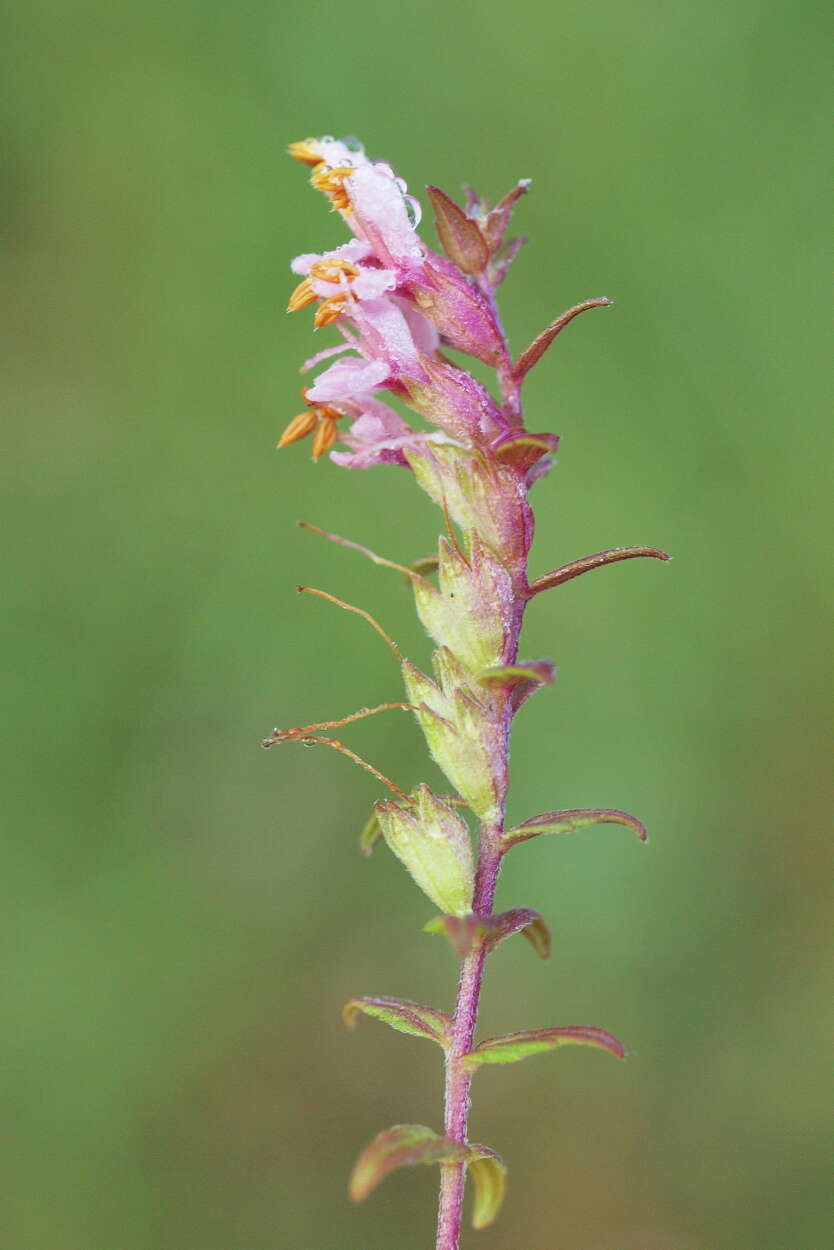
[349,1124,505,1228]
[493,431,558,474]
[467,1146,508,1228]
[488,233,528,287]
[424,907,551,959]
[512,297,612,379]
[484,907,552,959]
[406,553,439,581]
[349,1124,468,1204]
[528,545,671,596]
[477,659,555,715]
[422,913,476,956]
[502,807,649,851]
[343,996,452,1048]
[465,1025,626,1067]
[481,179,530,251]
[427,185,489,275]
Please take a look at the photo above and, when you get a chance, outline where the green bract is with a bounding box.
[375,785,474,916]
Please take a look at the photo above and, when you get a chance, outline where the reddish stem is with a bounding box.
[434,666,518,1248]
[435,841,503,1250]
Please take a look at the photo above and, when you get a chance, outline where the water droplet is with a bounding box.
[404,195,422,229]
[357,706,369,715]
[301,738,316,748]
[340,135,365,155]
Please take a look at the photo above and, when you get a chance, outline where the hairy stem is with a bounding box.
[435,839,503,1250]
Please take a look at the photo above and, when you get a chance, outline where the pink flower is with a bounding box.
[330,396,419,470]
[282,136,540,466]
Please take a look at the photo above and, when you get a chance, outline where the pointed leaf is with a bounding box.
[427,185,489,274]
[477,659,555,714]
[502,807,648,851]
[468,1148,508,1229]
[359,808,383,855]
[484,907,552,958]
[466,1025,626,1067]
[512,297,612,379]
[481,178,530,250]
[529,545,671,596]
[406,554,439,583]
[493,432,558,473]
[349,1125,502,1223]
[423,907,551,959]
[349,1124,469,1204]
[343,995,451,1048]
[488,234,527,287]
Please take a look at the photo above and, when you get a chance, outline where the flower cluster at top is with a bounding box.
[280,134,557,473]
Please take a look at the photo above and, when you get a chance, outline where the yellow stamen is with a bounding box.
[309,259,360,283]
[313,296,346,329]
[278,410,317,448]
[311,165,353,211]
[311,415,339,460]
[288,138,325,167]
[287,276,316,312]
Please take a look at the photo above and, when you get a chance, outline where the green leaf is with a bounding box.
[405,553,439,584]
[358,808,383,855]
[468,1148,508,1229]
[343,996,451,1048]
[375,784,474,915]
[427,185,490,274]
[348,1124,507,1230]
[501,807,648,851]
[349,1125,466,1204]
[465,1025,626,1067]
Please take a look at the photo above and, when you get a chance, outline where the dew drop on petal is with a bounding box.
[340,135,365,155]
[404,195,422,228]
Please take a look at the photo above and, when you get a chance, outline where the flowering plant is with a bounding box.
[269,135,668,1249]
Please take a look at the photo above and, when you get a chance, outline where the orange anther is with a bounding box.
[309,259,360,283]
[278,410,317,448]
[311,416,339,461]
[287,276,317,312]
[310,165,353,212]
[313,296,346,329]
[288,138,325,167]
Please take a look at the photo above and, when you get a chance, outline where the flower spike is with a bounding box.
[275,135,668,1248]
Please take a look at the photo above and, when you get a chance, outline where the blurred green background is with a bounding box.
[2,1,831,1247]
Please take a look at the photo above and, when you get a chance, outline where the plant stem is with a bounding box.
[435,838,503,1250]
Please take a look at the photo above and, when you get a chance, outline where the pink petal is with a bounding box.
[346,164,424,269]
[307,356,389,404]
[300,341,352,373]
[291,238,371,276]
